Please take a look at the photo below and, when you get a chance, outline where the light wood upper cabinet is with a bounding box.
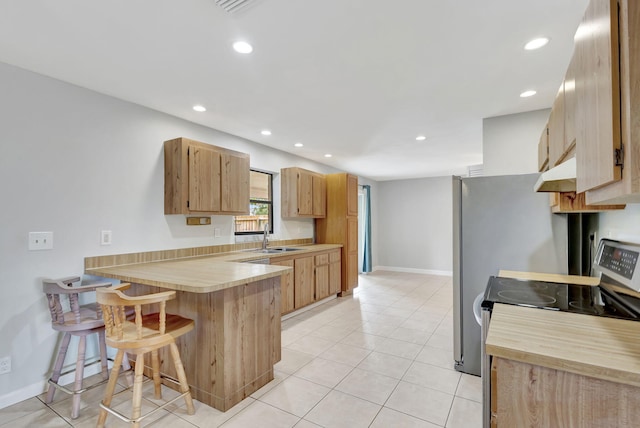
[281,167,326,218]
[347,174,358,217]
[221,153,250,213]
[564,54,577,151]
[583,0,640,204]
[575,0,622,194]
[164,137,250,215]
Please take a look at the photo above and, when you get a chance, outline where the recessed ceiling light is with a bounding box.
[294,142,304,148]
[192,105,206,112]
[524,37,549,50]
[520,90,537,98]
[416,135,426,141]
[261,130,272,136]
[233,41,253,54]
[324,154,332,158]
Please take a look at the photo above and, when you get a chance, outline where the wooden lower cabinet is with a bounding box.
[492,357,640,427]
[294,256,314,308]
[315,253,330,300]
[273,248,342,315]
[272,258,294,314]
[329,249,341,295]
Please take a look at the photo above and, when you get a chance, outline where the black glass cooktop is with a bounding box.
[482,276,640,320]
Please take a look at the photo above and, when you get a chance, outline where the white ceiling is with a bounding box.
[0,0,589,181]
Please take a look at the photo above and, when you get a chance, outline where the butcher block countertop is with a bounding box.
[485,303,640,387]
[498,270,600,286]
[85,243,342,294]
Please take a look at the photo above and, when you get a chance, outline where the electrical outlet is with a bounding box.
[0,356,11,375]
[214,228,221,238]
[28,231,53,250]
[101,230,112,246]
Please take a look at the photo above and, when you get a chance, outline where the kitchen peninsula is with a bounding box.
[84,242,339,411]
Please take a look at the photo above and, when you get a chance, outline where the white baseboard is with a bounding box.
[0,380,45,409]
[372,266,453,277]
[0,358,105,410]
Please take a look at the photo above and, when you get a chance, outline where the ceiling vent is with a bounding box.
[214,0,258,13]
[467,164,484,177]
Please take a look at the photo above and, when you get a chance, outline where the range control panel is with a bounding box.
[594,239,640,291]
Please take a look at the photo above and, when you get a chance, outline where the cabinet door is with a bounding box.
[538,124,549,172]
[345,217,359,291]
[272,258,294,314]
[294,256,314,308]
[548,85,566,167]
[221,152,250,213]
[315,254,330,300]
[564,54,577,150]
[312,175,326,217]
[347,174,358,217]
[329,250,341,295]
[575,0,622,193]
[297,171,314,216]
[188,144,221,212]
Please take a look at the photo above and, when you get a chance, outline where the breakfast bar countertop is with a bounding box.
[85,243,342,293]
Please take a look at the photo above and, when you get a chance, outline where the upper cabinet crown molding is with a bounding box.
[164,137,250,215]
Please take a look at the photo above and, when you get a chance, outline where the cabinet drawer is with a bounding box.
[315,254,329,265]
[329,250,341,263]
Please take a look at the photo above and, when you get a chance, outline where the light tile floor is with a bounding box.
[0,271,482,427]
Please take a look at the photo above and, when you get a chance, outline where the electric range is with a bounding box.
[481,239,640,321]
[479,239,640,428]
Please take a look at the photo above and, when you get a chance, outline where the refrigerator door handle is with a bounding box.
[452,176,463,368]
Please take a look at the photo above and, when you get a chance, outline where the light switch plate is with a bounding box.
[214,228,221,238]
[28,232,53,250]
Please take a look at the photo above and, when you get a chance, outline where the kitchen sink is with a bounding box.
[247,247,302,254]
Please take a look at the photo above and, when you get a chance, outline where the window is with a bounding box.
[235,170,273,235]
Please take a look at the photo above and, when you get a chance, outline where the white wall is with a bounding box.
[0,61,377,406]
[597,204,640,244]
[482,109,550,176]
[376,176,452,274]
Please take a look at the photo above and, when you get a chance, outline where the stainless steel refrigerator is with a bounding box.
[452,174,569,376]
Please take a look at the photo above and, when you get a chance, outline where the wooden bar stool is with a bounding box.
[43,276,131,419]
[96,283,195,428]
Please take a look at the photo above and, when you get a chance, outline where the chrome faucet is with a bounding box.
[262,222,269,250]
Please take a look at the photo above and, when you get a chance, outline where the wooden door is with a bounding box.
[220,152,250,213]
[312,175,326,217]
[297,171,313,216]
[188,144,221,212]
[294,256,314,308]
[329,250,341,295]
[347,174,358,217]
[575,0,622,193]
[272,258,294,314]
